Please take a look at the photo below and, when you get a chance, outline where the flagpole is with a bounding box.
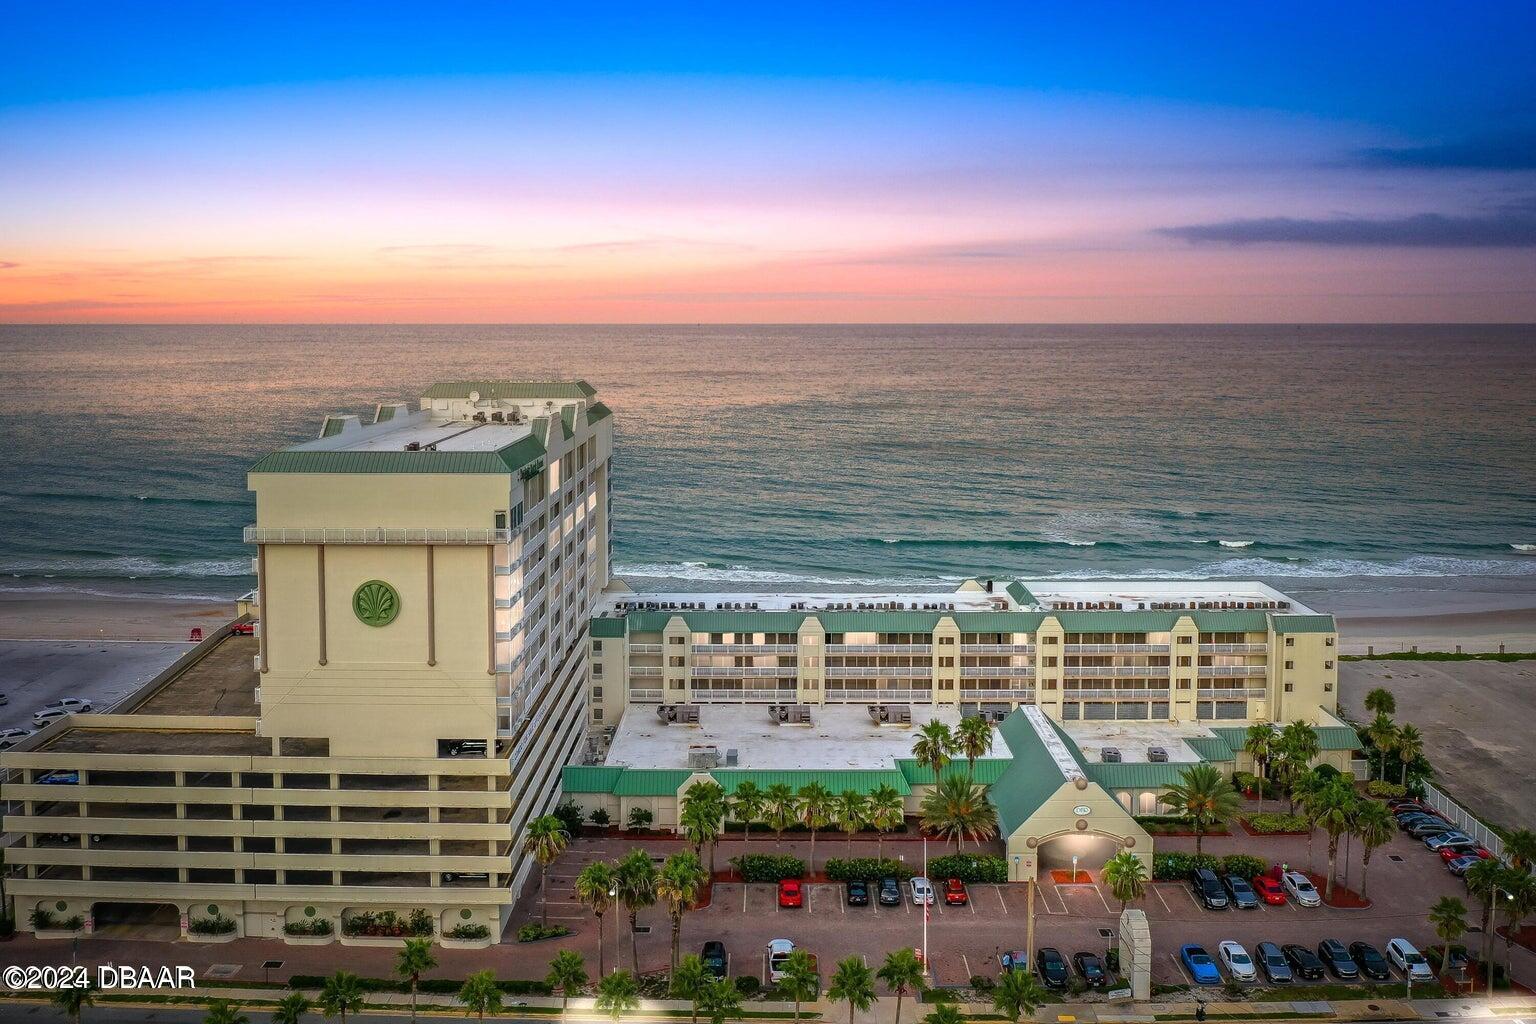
[922,835,929,974]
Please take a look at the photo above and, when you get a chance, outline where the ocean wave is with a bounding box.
[1513,544,1536,554]
[2,556,251,579]
[1217,540,1255,549]
[0,582,232,602]
[1030,555,1536,581]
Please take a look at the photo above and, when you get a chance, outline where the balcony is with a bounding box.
[1198,688,1267,699]
[244,527,511,545]
[960,665,1035,678]
[1064,665,1170,678]
[960,688,1036,700]
[824,689,932,702]
[691,643,798,654]
[691,688,797,702]
[1064,688,1170,699]
[826,643,933,654]
[1197,665,1267,678]
[961,643,1036,654]
[1199,643,1269,654]
[628,688,663,702]
[629,643,663,655]
[1065,643,1171,654]
[628,665,663,677]
[826,665,932,678]
[691,665,798,679]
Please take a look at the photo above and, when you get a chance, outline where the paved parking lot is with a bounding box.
[0,639,189,732]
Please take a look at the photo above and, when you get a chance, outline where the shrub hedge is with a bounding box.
[823,857,912,882]
[189,914,237,936]
[730,853,806,881]
[516,922,572,942]
[1366,781,1407,799]
[928,853,1008,883]
[290,975,552,996]
[1152,852,1270,881]
[446,922,492,940]
[283,918,334,936]
[1245,812,1311,834]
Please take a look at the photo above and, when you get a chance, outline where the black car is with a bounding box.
[1035,947,1070,989]
[1191,868,1229,910]
[1282,944,1326,981]
[701,941,728,978]
[1223,874,1260,910]
[878,877,902,906]
[1256,942,1292,983]
[1317,939,1359,979]
[1348,942,1391,981]
[846,880,869,906]
[1072,952,1107,987]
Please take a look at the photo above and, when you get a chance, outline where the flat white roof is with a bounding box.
[1061,720,1222,765]
[605,703,966,770]
[1023,579,1314,614]
[598,589,1009,615]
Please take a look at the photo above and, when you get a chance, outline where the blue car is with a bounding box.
[1181,944,1222,985]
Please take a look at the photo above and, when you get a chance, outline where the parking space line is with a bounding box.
[995,885,1010,914]
[961,953,972,980]
[1151,886,1171,914]
[1040,885,1069,915]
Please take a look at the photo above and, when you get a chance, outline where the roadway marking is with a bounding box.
[1151,886,1172,914]
[1040,885,1069,916]
[995,885,1010,914]
[961,953,972,980]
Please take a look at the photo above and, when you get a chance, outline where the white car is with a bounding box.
[1218,941,1257,982]
[1386,938,1433,981]
[1281,870,1321,907]
[909,876,934,905]
[767,939,795,982]
[32,697,93,726]
[0,728,34,750]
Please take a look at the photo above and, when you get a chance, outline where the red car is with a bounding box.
[943,878,968,906]
[1439,845,1493,863]
[1251,875,1287,905]
[230,621,256,636]
[777,879,803,908]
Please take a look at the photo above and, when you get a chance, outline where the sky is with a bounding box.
[3,2,1536,323]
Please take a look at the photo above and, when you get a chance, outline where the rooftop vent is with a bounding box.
[1100,747,1122,763]
[1147,746,1169,763]
[687,744,721,769]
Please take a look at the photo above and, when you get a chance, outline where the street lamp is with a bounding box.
[1488,885,1513,1000]
[1072,854,1080,884]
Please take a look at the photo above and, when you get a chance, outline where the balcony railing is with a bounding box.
[1197,665,1267,677]
[691,688,797,702]
[691,643,798,654]
[244,526,511,545]
[824,688,932,702]
[1198,687,1267,699]
[1064,687,1170,699]
[691,665,798,678]
[826,643,933,654]
[1064,665,1170,678]
[1065,643,1170,653]
[628,688,662,702]
[826,665,933,678]
[960,665,1035,677]
[960,688,1036,700]
[1199,643,1269,654]
[628,665,663,677]
[629,643,663,655]
[960,643,1036,654]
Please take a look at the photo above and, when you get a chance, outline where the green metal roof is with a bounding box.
[989,710,1090,835]
[559,406,576,440]
[422,380,597,401]
[611,769,695,797]
[950,612,1049,632]
[1190,611,1272,632]
[250,434,545,476]
[590,617,627,639]
[896,758,1012,786]
[587,401,613,424]
[1272,614,1337,634]
[561,765,626,793]
[1087,762,1195,791]
[818,611,944,632]
[1210,722,1360,752]
[1005,581,1038,607]
[623,611,810,634]
[1184,736,1236,763]
[711,769,910,796]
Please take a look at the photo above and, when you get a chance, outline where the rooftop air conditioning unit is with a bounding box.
[1101,747,1122,763]
[687,745,721,769]
[1147,746,1169,763]
[678,705,700,724]
[725,748,739,766]
[868,705,889,723]
[656,705,679,724]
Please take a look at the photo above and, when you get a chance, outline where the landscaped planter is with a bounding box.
[33,928,85,940]
[340,934,427,948]
[283,933,335,946]
[187,930,239,943]
[441,934,495,950]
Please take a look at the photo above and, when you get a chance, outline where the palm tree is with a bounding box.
[867,783,906,858]
[730,781,766,844]
[920,774,999,851]
[1505,828,1536,873]
[1161,763,1240,856]
[698,977,745,1024]
[1394,724,1424,786]
[877,947,927,1024]
[1277,721,1321,809]
[273,992,311,1024]
[1364,687,1397,718]
[657,850,710,972]
[318,972,365,1024]
[912,720,955,780]
[396,937,438,1024]
[834,789,868,851]
[763,783,800,841]
[1354,799,1395,898]
[1312,778,1358,901]
[458,970,504,1022]
[922,1006,965,1024]
[682,781,726,875]
[49,984,94,1024]
[956,715,993,773]
[548,950,590,1015]
[1465,858,1506,978]
[204,1001,249,1024]
[779,949,820,1023]
[1291,770,1328,871]
[671,953,712,1024]
[1429,895,1468,980]
[1501,872,1536,979]
[575,860,618,976]
[595,970,640,1022]
[992,969,1047,1024]
[1365,714,1399,781]
[1242,724,1274,811]
[615,848,659,972]
[524,815,572,926]
[827,956,877,1024]
[1102,850,1149,914]
[797,782,834,870]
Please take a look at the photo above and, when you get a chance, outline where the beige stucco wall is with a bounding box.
[1004,778,1154,881]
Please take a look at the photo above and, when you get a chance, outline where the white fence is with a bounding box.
[1421,781,1505,860]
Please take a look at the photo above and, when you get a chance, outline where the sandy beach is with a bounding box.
[0,592,234,642]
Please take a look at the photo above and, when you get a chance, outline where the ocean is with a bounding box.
[1,324,1533,613]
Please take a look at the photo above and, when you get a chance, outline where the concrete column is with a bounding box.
[316,545,327,666]
[427,545,437,667]
[257,543,269,673]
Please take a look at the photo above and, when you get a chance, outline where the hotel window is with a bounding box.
[592,708,604,722]
[1284,682,1294,692]
[1285,636,1295,647]
[592,663,603,677]
[1042,636,1058,645]
[1325,660,1334,670]
[940,679,953,690]
[668,656,684,667]
[1177,679,1191,689]
[668,636,684,645]
[1177,636,1192,645]
[1043,679,1057,690]
[1325,637,1335,647]
[1177,656,1192,667]
[670,679,685,689]
[592,686,603,700]
[591,640,603,654]
[1324,682,1334,692]
[1284,660,1294,670]
[939,636,954,645]
[1042,656,1058,667]
[803,679,819,690]
[939,656,954,667]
